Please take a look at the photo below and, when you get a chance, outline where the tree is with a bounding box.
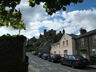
[29,0,83,15]
[0,0,25,30]
[0,0,83,29]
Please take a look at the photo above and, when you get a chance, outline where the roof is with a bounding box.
[51,34,78,46]
[51,29,96,47]
[77,29,96,39]
[51,42,60,46]
[68,34,78,39]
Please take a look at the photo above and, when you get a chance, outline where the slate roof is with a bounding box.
[68,29,96,39]
[68,34,78,39]
[77,29,96,39]
[51,29,96,46]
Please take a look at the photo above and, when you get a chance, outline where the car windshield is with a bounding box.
[44,54,49,56]
[74,55,84,59]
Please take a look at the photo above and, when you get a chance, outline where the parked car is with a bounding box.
[38,52,43,58]
[48,54,61,62]
[60,55,89,68]
[41,53,50,60]
[32,51,38,55]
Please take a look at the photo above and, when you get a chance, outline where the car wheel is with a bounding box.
[71,62,74,68]
[52,59,54,62]
[60,62,63,65]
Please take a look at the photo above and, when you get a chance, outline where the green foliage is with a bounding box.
[0,34,26,41]
[29,0,83,15]
[26,40,41,52]
[0,0,83,28]
[0,0,25,29]
[35,41,41,47]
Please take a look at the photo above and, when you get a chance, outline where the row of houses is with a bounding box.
[50,29,96,60]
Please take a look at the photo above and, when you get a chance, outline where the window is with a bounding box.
[92,48,96,55]
[81,38,84,47]
[92,35,96,44]
[66,40,68,45]
[63,41,65,46]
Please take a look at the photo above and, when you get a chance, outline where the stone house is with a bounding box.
[50,34,78,57]
[76,29,96,59]
[50,29,96,60]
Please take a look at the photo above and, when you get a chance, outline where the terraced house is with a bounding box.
[76,29,96,59]
[50,29,96,60]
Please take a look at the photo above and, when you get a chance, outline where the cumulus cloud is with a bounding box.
[62,9,96,33]
[0,0,96,39]
[39,8,96,34]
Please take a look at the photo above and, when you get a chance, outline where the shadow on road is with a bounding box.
[76,67,96,70]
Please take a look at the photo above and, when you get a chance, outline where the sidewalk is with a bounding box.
[88,65,96,68]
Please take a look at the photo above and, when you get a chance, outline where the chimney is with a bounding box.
[51,29,53,31]
[63,29,65,34]
[59,31,61,34]
[80,28,87,35]
[44,29,46,34]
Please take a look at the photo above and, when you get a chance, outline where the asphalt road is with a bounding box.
[26,52,96,72]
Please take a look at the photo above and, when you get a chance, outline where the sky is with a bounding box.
[0,0,96,39]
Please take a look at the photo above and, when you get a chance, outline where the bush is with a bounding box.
[0,35,27,72]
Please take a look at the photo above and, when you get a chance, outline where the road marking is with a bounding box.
[29,64,40,72]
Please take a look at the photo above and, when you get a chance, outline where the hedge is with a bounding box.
[0,35,27,72]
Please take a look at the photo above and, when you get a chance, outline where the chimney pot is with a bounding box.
[80,28,87,35]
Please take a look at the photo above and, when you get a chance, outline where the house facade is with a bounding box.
[76,29,96,59]
[50,34,77,57]
[50,29,96,60]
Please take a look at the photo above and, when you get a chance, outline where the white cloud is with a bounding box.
[62,9,96,32]
[0,0,96,39]
[0,27,19,35]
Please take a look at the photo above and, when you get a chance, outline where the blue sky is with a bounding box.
[66,0,96,12]
[0,0,96,39]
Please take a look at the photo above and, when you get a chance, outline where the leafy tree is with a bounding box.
[0,0,83,29]
[29,0,83,15]
[0,0,25,30]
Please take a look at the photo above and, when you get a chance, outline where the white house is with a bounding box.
[50,34,78,57]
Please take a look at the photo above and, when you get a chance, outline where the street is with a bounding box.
[27,52,96,72]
